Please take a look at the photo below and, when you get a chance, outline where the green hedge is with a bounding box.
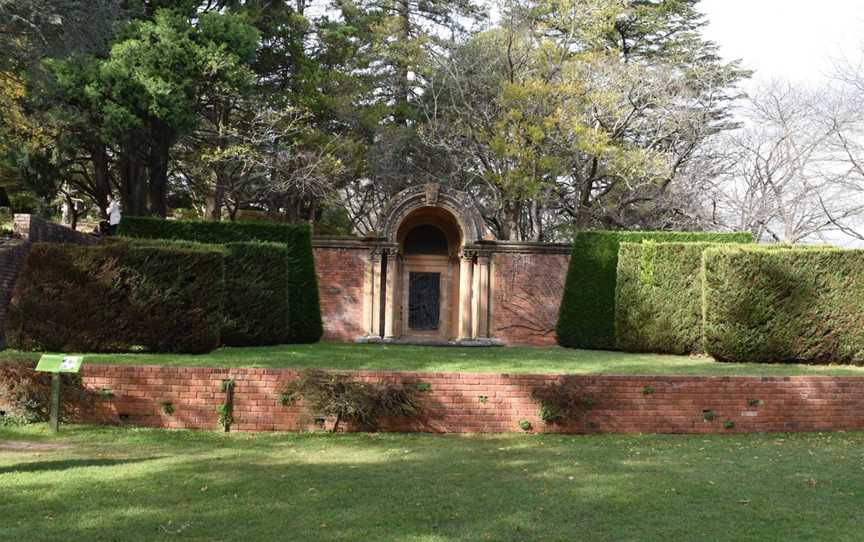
[118,216,305,244]
[556,231,753,350]
[615,242,723,354]
[702,246,864,364]
[222,242,290,346]
[119,217,323,344]
[7,242,224,353]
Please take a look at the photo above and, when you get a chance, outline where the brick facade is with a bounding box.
[77,365,864,434]
[0,240,31,348]
[312,238,370,341]
[13,214,99,245]
[489,246,570,346]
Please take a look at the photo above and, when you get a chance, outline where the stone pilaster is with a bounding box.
[383,247,400,339]
[458,249,476,339]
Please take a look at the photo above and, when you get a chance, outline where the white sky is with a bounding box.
[700,0,864,89]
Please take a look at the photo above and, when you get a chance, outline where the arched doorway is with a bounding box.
[396,208,462,341]
[362,183,493,344]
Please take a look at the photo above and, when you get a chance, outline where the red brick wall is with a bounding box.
[491,252,570,346]
[313,245,368,341]
[77,365,864,434]
[13,214,99,245]
[0,240,31,349]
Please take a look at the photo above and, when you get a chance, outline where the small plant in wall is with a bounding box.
[724,420,735,430]
[747,398,762,407]
[416,382,432,392]
[160,402,175,415]
[96,388,114,398]
[641,386,655,395]
[279,370,421,433]
[518,419,532,432]
[217,378,235,431]
[702,409,718,422]
[531,376,595,425]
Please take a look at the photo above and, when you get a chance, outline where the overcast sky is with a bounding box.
[700,0,864,89]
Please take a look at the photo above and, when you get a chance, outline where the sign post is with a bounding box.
[35,354,83,434]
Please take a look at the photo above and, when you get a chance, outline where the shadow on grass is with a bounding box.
[3,429,863,542]
[0,456,161,475]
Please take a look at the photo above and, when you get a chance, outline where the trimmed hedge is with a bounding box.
[556,231,753,350]
[7,242,224,353]
[222,242,290,346]
[118,217,323,344]
[615,242,721,354]
[118,216,305,244]
[702,246,864,364]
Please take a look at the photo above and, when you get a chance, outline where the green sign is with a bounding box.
[35,354,83,374]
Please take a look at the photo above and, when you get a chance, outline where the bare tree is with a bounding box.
[703,81,864,243]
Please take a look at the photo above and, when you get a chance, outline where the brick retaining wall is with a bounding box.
[13,214,100,245]
[77,365,864,434]
[0,240,31,348]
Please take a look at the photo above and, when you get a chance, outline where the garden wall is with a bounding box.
[312,238,370,342]
[76,365,864,434]
[13,214,99,245]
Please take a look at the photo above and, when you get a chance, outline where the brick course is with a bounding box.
[312,243,368,341]
[76,365,864,434]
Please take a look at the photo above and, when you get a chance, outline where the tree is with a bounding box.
[702,82,864,243]
[420,0,746,240]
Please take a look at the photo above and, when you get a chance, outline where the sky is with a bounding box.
[699,0,864,89]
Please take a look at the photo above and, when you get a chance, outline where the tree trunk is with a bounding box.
[204,184,224,221]
[393,0,412,126]
[147,125,172,218]
[92,143,112,218]
[119,150,148,216]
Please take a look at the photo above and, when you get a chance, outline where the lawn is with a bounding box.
[6,342,864,376]
[2,424,863,541]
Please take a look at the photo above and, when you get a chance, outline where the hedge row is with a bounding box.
[119,217,323,344]
[702,246,864,365]
[118,216,305,244]
[556,231,753,349]
[614,242,718,354]
[7,242,225,353]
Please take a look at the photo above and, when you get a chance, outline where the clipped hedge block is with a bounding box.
[615,242,722,354]
[6,242,224,353]
[223,242,290,346]
[118,216,306,244]
[119,217,323,344]
[556,231,753,350]
[702,246,864,364]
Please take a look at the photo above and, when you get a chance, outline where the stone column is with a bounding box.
[473,252,491,338]
[369,248,384,337]
[458,249,475,340]
[383,247,400,339]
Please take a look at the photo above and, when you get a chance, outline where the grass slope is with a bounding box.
[2,425,864,541]
[6,343,864,376]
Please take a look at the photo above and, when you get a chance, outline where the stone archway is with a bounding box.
[361,184,494,344]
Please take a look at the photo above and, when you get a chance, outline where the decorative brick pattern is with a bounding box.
[312,244,369,341]
[13,214,99,245]
[77,365,864,434]
[491,252,570,345]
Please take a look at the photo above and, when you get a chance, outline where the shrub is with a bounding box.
[556,231,753,349]
[281,370,421,432]
[702,246,864,364]
[615,242,733,354]
[222,242,290,346]
[118,217,323,344]
[531,376,594,424]
[283,226,323,343]
[118,216,306,244]
[6,242,224,353]
[0,359,91,424]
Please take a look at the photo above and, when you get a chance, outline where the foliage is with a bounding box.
[217,378,235,431]
[556,231,753,350]
[281,370,420,432]
[118,216,323,344]
[6,242,224,353]
[615,242,733,354]
[0,360,91,424]
[531,376,594,424]
[702,246,864,364]
[223,242,290,346]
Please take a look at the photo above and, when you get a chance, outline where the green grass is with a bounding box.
[2,424,863,541]
[8,343,864,376]
[6,343,864,376]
